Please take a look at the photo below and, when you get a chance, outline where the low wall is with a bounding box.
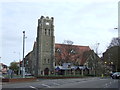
[2,76,89,83]
[2,78,37,83]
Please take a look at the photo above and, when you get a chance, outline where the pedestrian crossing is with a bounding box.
[3,77,118,88]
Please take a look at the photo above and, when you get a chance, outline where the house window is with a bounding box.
[26,61,28,65]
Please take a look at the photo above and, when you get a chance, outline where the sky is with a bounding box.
[0,0,118,66]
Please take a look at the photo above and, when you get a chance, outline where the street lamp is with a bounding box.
[22,31,25,78]
[114,27,119,37]
[104,62,107,64]
[114,28,118,29]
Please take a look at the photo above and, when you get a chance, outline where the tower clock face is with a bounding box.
[46,22,49,25]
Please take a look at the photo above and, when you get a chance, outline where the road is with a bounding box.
[2,77,120,89]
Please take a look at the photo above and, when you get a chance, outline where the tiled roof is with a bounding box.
[55,43,91,65]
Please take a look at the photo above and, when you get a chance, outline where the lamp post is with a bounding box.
[0,57,1,71]
[114,27,119,71]
[22,31,25,78]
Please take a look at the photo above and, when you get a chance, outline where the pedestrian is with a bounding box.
[8,69,13,79]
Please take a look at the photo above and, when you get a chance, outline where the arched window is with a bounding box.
[49,29,50,36]
[48,59,50,63]
[44,58,46,63]
[45,29,47,35]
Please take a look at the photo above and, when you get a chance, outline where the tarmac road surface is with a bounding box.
[2,77,120,89]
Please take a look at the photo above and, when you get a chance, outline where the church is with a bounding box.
[24,16,102,77]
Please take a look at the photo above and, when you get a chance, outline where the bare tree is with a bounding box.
[108,37,120,48]
[102,37,120,72]
[63,40,74,45]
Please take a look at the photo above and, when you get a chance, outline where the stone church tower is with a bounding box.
[36,16,55,76]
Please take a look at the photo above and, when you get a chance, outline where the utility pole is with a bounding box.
[22,31,25,78]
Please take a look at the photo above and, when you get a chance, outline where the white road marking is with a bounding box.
[78,80,87,83]
[29,86,36,89]
[53,83,60,86]
[104,84,108,88]
[42,84,51,88]
[104,81,114,88]
[105,83,108,86]
[109,82,112,84]
[114,80,116,82]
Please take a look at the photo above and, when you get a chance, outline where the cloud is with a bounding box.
[1,1,118,65]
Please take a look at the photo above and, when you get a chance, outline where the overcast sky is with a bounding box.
[0,0,118,66]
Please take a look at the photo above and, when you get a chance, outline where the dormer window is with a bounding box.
[56,48,61,53]
[70,49,75,54]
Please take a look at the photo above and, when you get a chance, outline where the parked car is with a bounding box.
[111,72,120,79]
[109,72,114,77]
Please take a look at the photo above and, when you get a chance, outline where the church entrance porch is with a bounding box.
[44,68,49,75]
